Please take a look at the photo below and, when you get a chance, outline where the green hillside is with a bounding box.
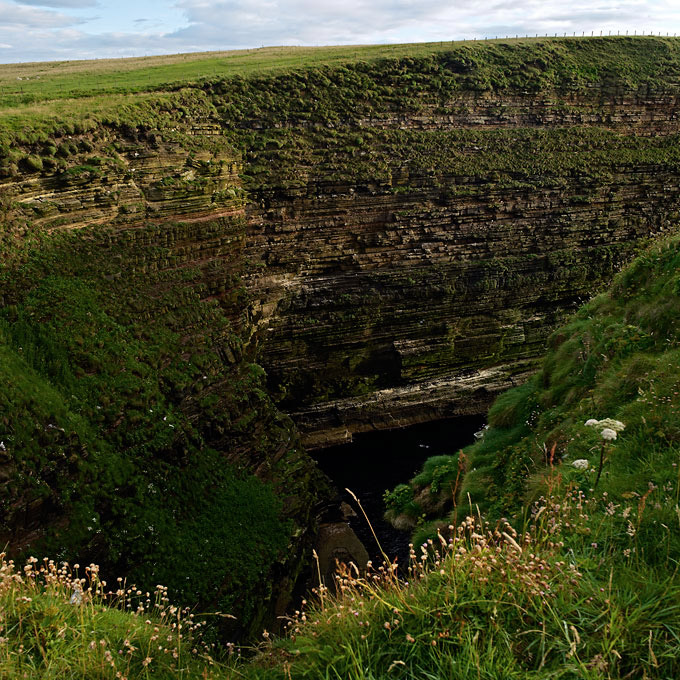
[3,219,678,680]
[387,231,680,536]
[1,36,677,108]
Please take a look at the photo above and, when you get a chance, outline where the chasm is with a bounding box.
[313,415,485,568]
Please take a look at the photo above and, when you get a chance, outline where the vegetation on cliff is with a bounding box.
[387,232,680,531]
[0,219,324,639]
[3,36,680,651]
[208,38,680,414]
[241,231,680,679]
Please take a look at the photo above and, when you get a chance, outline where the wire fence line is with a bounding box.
[468,30,678,41]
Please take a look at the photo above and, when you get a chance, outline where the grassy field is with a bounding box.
[0,41,486,107]
[0,35,677,109]
[2,34,680,149]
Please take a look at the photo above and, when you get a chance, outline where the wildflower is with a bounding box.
[473,425,489,439]
[597,419,625,432]
[572,459,589,470]
[585,418,625,433]
[600,428,617,441]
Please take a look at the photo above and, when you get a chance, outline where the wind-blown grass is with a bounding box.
[247,491,680,679]
[0,554,234,679]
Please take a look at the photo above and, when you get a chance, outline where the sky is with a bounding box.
[0,0,679,64]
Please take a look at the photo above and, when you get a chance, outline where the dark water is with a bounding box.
[312,415,485,568]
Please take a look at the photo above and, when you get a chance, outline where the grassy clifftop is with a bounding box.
[4,36,680,164]
[3,36,680,107]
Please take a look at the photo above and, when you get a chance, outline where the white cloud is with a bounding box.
[166,0,676,48]
[0,1,83,27]
[0,0,679,63]
[15,0,98,7]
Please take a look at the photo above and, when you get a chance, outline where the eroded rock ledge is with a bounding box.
[293,361,537,449]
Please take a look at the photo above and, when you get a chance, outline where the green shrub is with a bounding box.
[22,154,43,172]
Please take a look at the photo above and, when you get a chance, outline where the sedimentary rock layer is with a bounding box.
[219,66,680,445]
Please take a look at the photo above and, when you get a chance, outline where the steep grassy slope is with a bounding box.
[0,219,327,639]
[386,231,680,548]
[0,85,327,639]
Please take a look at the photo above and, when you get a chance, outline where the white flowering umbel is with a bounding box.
[583,417,624,489]
[597,419,625,432]
[572,459,589,470]
[600,428,617,441]
[584,418,625,433]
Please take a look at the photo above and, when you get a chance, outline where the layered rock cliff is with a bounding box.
[0,90,329,639]
[208,39,680,446]
[3,37,680,634]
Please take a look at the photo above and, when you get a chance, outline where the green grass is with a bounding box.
[3,36,680,145]
[0,220,300,640]
[245,495,680,679]
[0,36,661,108]
[1,43,478,105]
[1,36,679,107]
[0,554,239,679]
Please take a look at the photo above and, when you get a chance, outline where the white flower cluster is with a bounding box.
[584,418,625,432]
[572,459,589,470]
[585,418,625,440]
[600,428,618,441]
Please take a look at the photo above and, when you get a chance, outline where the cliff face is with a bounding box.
[208,43,680,447]
[3,37,680,633]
